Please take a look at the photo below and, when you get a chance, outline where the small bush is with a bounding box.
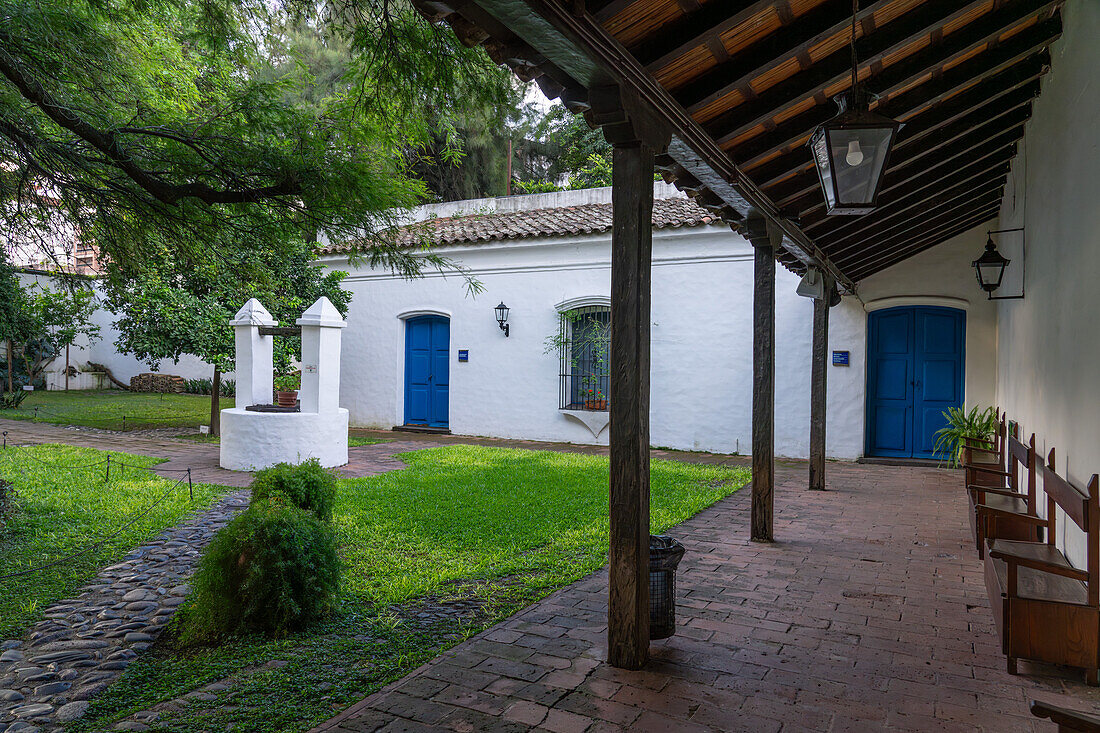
[250,459,337,522]
[184,378,236,397]
[182,496,340,642]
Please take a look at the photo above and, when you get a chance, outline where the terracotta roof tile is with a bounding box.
[321,197,717,253]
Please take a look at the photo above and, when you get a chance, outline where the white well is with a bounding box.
[219,297,350,471]
[219,407,349,470]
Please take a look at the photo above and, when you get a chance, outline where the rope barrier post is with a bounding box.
[105,455,110,483]
[121,416,126,432]
[187,468,193,501]
[2,431,6,448]
[33,406,39,421]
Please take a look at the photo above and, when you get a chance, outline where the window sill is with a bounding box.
[561,409,610,439]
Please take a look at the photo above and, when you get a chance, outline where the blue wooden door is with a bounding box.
[404,316,449,428]
[866,306,964,458]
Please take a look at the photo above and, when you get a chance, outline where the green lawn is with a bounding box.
[74,445,749,733]
[1,390,233,431]
[0,444,230,638]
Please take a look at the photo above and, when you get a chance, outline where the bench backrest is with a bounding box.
[1007,431,1037,513]
[1043,448,1100,604]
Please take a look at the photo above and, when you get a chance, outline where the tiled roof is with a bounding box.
[320,197,718,253]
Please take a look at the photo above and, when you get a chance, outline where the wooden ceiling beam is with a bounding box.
[634,1,776,72]
[806,155,1012,244]
[673,0,888,108]
[845,205,1001,279]
[723,25,1053,167]
[705,0,1019,146]
[508,0,857,291]
[749,92,1032,189]
[740,74,1040,172]
[771,117,1025,210]
[812,160,1011,248]
[840,198,1003,272]
[822,175,1008,257]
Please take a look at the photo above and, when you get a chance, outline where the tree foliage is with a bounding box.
[0,0,519,270]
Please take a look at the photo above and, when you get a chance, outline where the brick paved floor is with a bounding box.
[312,460,1100,733]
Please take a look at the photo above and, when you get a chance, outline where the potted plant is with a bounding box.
[273,371,300,408]
[582,387,607,411]
[932,405,999,466]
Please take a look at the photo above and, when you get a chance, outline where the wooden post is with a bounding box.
[608,140,655,670]
[210,366,221,437]
[809,292,829,491]
[65,344,70,391]
[747,218,777,542]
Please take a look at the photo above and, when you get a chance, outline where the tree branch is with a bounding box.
[0,41,303,206]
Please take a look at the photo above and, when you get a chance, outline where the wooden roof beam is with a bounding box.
[705,0,1033,146]
[673,0,890,109]
[772,119,1027,210]
[840,197,1004,272]
[634,1,777,72]
[723,27,1054,166]
[822,176,1008,257]
[845,205,1001,279]
[813,159,1011,248]
[498,0,856,291]
[749,90,1033,190]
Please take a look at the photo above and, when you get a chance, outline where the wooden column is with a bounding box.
[608,140,655,670]
[809,292,830,491]
[747,219,777,542]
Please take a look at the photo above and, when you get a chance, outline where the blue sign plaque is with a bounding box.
[458,350,469,362]
[832,350,850,366]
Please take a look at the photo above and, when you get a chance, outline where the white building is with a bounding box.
[319,182,998,460]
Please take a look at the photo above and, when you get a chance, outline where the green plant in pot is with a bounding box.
[273,371,300,408]
[933,405,999,467]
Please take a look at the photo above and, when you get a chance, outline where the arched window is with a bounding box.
[554,305,610,411]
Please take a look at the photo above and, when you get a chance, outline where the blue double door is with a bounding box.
[404,316,449,428]
[866,306,965,459]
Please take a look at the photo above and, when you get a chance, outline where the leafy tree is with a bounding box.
[4,279,100,388]
[0,0,518,273]
[0,256,30,392]
[103,234,350,436]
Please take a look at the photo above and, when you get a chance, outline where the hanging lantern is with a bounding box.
[810,90,900,215]
[972,238,1010,293]
[809,0,901,215]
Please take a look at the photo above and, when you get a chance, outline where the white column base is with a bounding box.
[219,407,349,471]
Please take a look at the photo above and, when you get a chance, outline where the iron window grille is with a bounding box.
[555,306,610,411]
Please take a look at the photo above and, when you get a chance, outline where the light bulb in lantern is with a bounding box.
[845,140,864,166]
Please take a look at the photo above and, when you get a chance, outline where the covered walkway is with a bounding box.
[314,461,1100,732]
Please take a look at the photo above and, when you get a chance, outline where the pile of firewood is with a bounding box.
[129,373,185,393]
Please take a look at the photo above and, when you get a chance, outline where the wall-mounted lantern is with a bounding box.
[973,227,1025,300]
[972,238,1009,293]
[808,1,900,215]
[494,302,510,337]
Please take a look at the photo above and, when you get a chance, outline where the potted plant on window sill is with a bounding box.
[273,372,300,408]
[583,387,607,411]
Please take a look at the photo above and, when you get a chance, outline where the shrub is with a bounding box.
[933,405,1000,467]
[182,496,340,642]
[184,378,236,397]
[250,459,337,522]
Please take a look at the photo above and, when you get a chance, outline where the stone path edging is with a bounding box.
[0,489,250,732]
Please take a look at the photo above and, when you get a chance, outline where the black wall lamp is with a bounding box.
[972,227,1025,300]
[494,302,510,336]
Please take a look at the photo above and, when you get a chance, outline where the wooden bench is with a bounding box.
[963,410,1008,482]
[968,430,1042,558]
[1030,700,1100,732]
[984,448,1100,685]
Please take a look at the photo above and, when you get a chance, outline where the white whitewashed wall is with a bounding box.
[994,0,1100,570]
[322,215,996,459]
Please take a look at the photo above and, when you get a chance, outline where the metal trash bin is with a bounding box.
[649,535,686,639]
